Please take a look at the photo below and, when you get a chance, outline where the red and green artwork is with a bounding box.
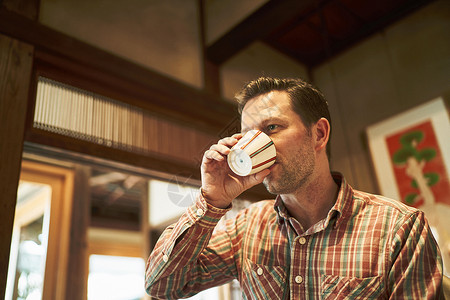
[386,120,450,208]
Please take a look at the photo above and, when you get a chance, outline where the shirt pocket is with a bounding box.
[241,258,287,300]
[321,274,386,299]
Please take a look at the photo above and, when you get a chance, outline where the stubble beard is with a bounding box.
[263,143,315,195]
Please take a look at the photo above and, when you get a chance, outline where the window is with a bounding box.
[6,161,74,300]
[148,178,199,228]
[148,178,233,300]
[6,182,51,300]
[88,255,145,300]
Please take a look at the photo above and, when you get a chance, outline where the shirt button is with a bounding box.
[298,237,306,245]
[256,267,263,276]
[162,254,169,263]
[196,208,204,216]
[295,275,303,284]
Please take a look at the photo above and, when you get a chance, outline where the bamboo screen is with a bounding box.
[33,77,215,163]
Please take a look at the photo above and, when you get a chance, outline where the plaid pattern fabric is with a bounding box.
[146,174,443,299]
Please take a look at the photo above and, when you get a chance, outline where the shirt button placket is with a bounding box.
[296,238,306,286]
[291,236,307,298]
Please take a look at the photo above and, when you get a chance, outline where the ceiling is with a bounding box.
[206,0,433,67]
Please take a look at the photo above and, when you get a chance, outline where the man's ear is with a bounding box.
[313,118,330,152]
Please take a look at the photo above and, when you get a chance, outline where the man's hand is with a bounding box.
[200,133,271,208]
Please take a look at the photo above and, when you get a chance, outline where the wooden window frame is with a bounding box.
[8,160,75,300]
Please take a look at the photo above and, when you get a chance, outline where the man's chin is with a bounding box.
[262,178,279,195]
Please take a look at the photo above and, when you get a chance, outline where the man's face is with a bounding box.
[241,91,315,194]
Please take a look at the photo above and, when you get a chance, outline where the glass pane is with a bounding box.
[14,217,46,300]
[148,179,199,227]
[88,255,145,300]
[6,181,51,300]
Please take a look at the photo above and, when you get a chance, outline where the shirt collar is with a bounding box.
[273,172,354,229]
[329,172,354,228]
[274,196,288,225]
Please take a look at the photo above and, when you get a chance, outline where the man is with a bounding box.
[146,77,443,299]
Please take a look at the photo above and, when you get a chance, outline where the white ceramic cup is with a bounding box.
[227,130,277,176]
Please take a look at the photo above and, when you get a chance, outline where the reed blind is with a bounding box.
[33,77,214,162]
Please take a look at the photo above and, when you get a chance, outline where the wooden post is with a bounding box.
[0,0,38,297]
[65,165,91,300]
[0,34,33,299]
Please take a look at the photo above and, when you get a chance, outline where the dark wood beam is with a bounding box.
[0,34,34,300]
[24,129,273,202]
[199,0,222,96]
[205,0,316,64]
[319,0,433,67]
[0,6,238,134]
[267,0,434,67]
[25,128,200,180]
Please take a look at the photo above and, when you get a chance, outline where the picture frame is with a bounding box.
[366,97,449,203]
[366,97,450,275]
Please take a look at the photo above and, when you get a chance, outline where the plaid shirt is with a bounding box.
[146,174,443,299]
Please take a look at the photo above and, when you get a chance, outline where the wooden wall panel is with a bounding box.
[0,34,33,299]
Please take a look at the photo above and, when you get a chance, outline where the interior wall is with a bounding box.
[39,0,204,88]
[312,0,450,193]
[220,41,309,101]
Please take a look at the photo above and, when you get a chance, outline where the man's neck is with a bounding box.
[280,172,338,231]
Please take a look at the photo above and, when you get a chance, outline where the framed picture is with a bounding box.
[366,97,450,275]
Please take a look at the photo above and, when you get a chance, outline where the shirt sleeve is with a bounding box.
[145,192,239,299]
[388,210,443,299]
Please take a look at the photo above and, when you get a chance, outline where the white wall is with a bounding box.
[312,0,450,192]
[221,41,309,101]
[39,0,204,88]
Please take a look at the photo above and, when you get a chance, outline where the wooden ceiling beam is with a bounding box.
[316,0,433,67]
[205,0,316,65]
[206,0,433,67]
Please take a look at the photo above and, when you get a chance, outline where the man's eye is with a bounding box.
[267,124,278,131]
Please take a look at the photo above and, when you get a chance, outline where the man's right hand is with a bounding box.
[200,133,271,208]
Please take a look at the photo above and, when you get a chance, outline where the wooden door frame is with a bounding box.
[15,160,75,300]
